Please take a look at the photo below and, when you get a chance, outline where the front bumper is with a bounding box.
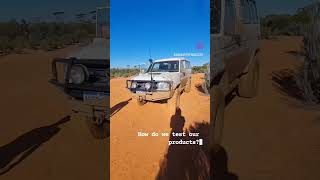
[126,80,174,101]
[132,91,173,101]
[50,58,109,99]
[70,95,109,121]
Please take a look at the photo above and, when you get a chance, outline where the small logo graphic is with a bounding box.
[196,42,204,50]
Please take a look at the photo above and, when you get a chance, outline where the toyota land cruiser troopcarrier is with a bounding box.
[210,0,261,153]
[126,58,192,107]
[50,7,109,139]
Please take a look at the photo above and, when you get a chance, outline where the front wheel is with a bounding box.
[136,98,146,106]
[237,54,260,98]
[210,87,225,153]
[86,117,109,139]
[167,88,181,116]
[184,79,191,93]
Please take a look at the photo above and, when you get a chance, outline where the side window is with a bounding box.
[180,61,185,71]
[242,0,251,24]
[211,0,221,34]
[241,0,258,24]
[152,63,160,72]
[224,0,236,35]
[252,1,258,23]
[240,0,244,23]
[187,61,191,69]
[249,1,255,23]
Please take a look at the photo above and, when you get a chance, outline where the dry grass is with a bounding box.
[298,16,320,104]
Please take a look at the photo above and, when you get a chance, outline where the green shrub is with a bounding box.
[0,20,95,53]
[111,68,140,78]
[299,16,320,104]
[192,64,209,74]
[260,11,312,38]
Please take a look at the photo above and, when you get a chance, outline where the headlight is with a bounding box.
[131,82,137,89]
[145,82,151,90]
[69,65,87,84]
[157,82,170,91]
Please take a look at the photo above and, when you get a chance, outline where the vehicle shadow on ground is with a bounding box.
[156,108,238,180]
[110,98,132,117]
[0,116,71,175]
[156,108,210,179]
[313,116,320,124]
[211,146,238,180]
[271,69,305,102]
[195,83,209,96]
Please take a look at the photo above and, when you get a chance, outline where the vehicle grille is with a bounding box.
[134,81,157,92]
[88,68,108,86]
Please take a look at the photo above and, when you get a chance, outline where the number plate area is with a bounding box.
[83,91,108,101]
[135,91,146,94]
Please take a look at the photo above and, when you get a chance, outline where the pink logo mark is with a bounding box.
[196,42,204,50]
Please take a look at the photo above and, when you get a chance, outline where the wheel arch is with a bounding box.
[243,48,260,74]
[210,70,226,89]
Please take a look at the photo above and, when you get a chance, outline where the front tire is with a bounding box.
[238,54,260,98]
[184,79,191,93]
[210,87,225,153]
[136,98,146,106]
[167,88,181,115]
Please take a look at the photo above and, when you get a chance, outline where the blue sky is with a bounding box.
[0,0,315,20]
[0,0,106,21]
[110,0,210,68]
[1,0,317,67]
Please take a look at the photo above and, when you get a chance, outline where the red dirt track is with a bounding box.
[221,36,320,180]
[1,37,319,180]
[0,47,108,179]
[110,74,210,179]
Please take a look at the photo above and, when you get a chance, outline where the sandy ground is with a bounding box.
[220,36,320,180]
[110,74,210,179]
[0,47,108,179]
[1,37,319,180]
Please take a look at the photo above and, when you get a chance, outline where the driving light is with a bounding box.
[157,82,170,91]
[131,82,137,89]
[145,82,151,90]
[69,65,87,84]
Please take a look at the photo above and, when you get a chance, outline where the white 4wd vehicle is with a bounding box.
[50,7,109,139]
[127,58,192,105]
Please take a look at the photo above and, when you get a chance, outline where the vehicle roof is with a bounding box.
[154,58,189,62]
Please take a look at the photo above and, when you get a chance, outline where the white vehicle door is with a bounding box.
[185,61,192,78]
[180,60,188,87]
[223,0,250,82]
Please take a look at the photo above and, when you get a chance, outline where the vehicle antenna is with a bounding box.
[148,48,153,82]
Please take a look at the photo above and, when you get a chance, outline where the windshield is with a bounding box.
[148,61,179,72]
[96,7,109,38]
[211,0,221,34]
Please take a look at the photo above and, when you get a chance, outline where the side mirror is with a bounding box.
[232,34,241,46]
